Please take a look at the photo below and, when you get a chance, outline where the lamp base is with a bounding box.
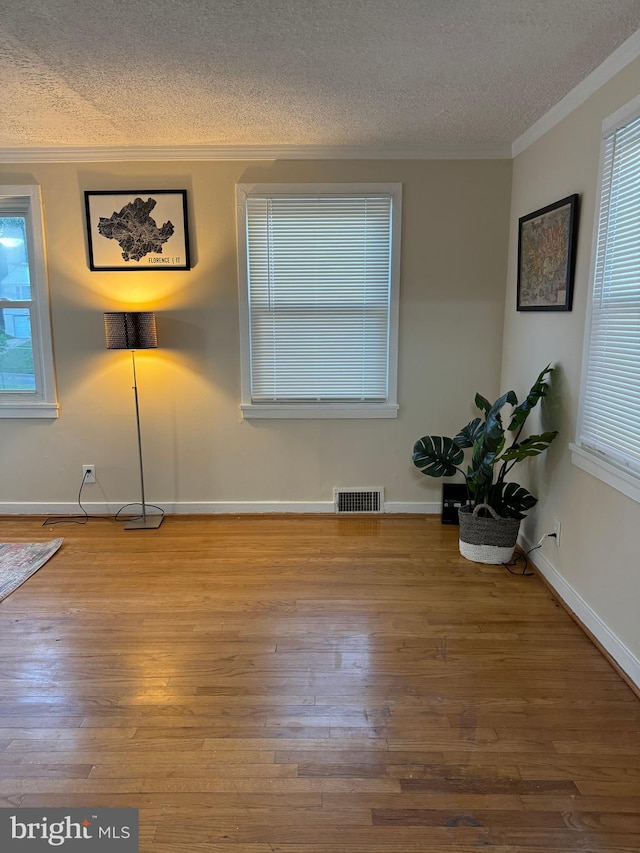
[125,515,164,530]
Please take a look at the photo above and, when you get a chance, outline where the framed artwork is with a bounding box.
[517,194,579,311]
[84,190,191,271]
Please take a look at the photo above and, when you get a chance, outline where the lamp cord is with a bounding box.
[114,503,165,525]
[41,471,164,527]
[43,345,163,529]
[42,470,98,526]
[503,542,543,577]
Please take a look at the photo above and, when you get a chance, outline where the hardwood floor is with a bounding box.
[0,514,638,851]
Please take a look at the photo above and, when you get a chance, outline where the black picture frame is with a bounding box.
[84,190,190,271]
[517,194,579,311]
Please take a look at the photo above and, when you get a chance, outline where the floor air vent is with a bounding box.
[334,487,384,514]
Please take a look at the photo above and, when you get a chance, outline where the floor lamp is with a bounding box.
[104,311,163,530]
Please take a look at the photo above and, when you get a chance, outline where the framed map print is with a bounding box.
[517,194,579,311]
[84,190,191,271]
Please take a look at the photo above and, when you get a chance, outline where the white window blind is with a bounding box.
[237,184,401,418]
[577,103,640,481]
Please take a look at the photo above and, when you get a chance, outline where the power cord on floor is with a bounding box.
[503,532,557,576]
[114,503,165,525]
[42,470,102,526]
[42,471,164,527]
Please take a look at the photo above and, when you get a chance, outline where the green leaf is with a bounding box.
[467,393,513,502]
[482,390,517,445]
[487,390,518,421]
[472,408,507,471]
[488,481,537,519]
[500,431,558,463]
[471,461,492,487]
[412,435,464,478]
[454,418,483,448]
[508,365,554,432]
[470,438,503,502]
[474,393,492,414]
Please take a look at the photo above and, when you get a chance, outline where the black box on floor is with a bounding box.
[441,483,469,525]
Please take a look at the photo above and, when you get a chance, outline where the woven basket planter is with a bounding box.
[458,504,521,564]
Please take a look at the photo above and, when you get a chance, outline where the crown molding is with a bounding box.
[0,142,511,164]
[512,28,640,157]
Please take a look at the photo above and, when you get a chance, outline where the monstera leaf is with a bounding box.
[508,365,553,432]
[474,393,492,414]
[487,482,537,519]
[469,438,504,504]
[454,417,483,448]
[484,390,518,441]
[470,455,496,491]
[500,431,558,463]
[412,435,464,478]
[470,421,505,478]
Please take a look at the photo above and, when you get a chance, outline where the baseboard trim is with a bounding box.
[520,533,640,693]
[0,500,441,516]
[385,502,440,514]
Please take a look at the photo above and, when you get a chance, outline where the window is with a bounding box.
[0,186,58,418]
[572,96,640,501]
[236,183,401,418]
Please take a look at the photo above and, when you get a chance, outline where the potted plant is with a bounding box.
[412,365,558,564]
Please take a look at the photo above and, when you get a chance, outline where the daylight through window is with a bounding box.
[0,186,57,418]
[236,183,401,418]
[572,97,640,501]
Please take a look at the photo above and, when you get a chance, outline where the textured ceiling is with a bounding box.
[1,0,640,151]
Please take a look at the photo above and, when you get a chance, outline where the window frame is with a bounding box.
[0,185,58,418]
[236,182,401,419]
[571,94,640,503]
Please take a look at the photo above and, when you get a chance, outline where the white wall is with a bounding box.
[501,56,640,683]
[0,158,511,513]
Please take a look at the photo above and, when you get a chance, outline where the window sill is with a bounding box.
[241,403,399,419]
[0,402,59,419]
[570,442,640,504]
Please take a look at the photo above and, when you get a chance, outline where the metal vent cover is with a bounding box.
[334,487,384,514]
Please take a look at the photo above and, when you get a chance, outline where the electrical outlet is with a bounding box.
[82,464,96,484]
[553,518,561,547]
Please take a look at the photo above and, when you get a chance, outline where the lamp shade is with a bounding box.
[104,312,158,350]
